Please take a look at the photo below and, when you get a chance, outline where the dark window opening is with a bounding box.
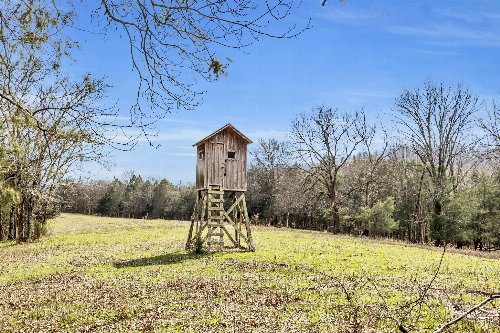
[227,151,236,159]
[199,150,204,160]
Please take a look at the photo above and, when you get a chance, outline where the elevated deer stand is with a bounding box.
[185,124,255,252]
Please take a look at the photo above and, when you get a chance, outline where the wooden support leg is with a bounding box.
[233,193,240,248]
[185,218,195,250]
[241,196,255,251]
[185,194,199,249]
[187,190,255,252]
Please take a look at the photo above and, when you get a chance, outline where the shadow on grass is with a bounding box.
[113,251,213,268]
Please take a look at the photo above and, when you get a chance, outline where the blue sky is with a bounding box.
[70,0,500,183]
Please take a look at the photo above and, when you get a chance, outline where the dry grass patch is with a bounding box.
[0,214,498,332]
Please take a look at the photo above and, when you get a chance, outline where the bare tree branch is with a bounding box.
[433,294,500,333]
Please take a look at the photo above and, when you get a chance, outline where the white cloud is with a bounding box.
[169,152,197,157]
[96,115,131,122]
[388,22,500,48]
[437,8,500,24]
[343,89,393,99]
[156,129,209,142]
[388,8,500,47]
[415,49,460,56]
[109,128,208,144]
[158,118,204,125]
[247,129,289,141]
[314,6,391,24]
[315,88,396,108]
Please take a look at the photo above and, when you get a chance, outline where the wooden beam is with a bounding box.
[226,193,245,216]
[188,188,254,252]
[185,218,195,249]
[221,225,238,247]
[223,211,249,245]
[241,197,255,251]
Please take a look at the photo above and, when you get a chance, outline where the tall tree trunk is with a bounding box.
[8,206,15,240]
[407,221,412,243]
[433,199,443,247]
[364,182,370,207]
[25,197,33,242]
[412,169,425,243]
[331,180,340,233]
[332,202,340,233]
[0,212,3,241]
[17,202,24,243]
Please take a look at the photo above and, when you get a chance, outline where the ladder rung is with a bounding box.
[209,207,225,211]
[208,190,224,195]
[207,242,224,246]
[209,216,225,220]
[209,199,224,203]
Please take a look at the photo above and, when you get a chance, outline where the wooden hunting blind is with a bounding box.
[186,124,255,251]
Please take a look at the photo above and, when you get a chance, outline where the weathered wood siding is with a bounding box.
[195,127,248,191]
[196,145,205,189]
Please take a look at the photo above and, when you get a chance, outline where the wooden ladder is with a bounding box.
[206,189,225,248]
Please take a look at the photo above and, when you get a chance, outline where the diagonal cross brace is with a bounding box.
[225,193,245,216]
[223,211,249,245]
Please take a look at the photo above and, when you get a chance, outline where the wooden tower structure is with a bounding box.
[185,124,255,251]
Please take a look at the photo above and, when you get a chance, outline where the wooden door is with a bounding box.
[224,154,236,189]
[210,142,225,186]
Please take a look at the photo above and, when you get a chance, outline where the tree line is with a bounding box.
[248,84,499,250]
[57,174,195,221]
[2,80,499,250]
[248,139,499,250]
[44,83,499,250]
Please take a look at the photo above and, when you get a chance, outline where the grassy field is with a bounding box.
[0,214,498,332]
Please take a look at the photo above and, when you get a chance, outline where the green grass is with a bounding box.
[0,214,498,332]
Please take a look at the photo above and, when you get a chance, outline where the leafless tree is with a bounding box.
[249,138,294,225]
[394,82,481,245]
[252,138,290,186]
[357,128,388,208]
[480,103,500,160]
[97,0,310,122]
[290,106,374,232]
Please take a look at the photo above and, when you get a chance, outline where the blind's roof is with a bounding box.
[193,123,252,146]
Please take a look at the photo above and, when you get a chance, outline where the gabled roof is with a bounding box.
[193,123,252,147]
